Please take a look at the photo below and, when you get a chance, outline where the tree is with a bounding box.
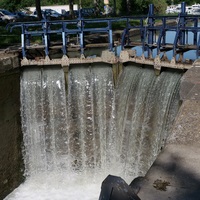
[93,0,101,16]
[119,0,167,15]
[120,0,128,15]
[35,0,42,20]
[69,0,75,18]
[113,0,116,16]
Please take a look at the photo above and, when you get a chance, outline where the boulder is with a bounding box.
[99,175,141,200]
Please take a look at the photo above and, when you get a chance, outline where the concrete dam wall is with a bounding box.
[0,54,23,199]
[1,53,200,199]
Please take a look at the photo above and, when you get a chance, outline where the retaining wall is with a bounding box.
[0,53,24,200]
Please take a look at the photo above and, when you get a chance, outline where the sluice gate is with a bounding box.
[6,2,200,72]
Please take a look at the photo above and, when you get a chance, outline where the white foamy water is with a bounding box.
[4,172,104,200]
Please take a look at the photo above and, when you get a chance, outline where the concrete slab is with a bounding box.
[138,144,200,200]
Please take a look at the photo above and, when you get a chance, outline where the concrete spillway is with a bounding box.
[3,63,181,199]
[0,52,199,199]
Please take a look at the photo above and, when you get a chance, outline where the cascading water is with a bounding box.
[67,64,117,174]
[4,64,182,200]
[115,65,181,181]
[20,67,69,176]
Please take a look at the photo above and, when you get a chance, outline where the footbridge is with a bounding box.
[6,2,200,73]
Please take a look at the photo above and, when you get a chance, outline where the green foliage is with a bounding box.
[152,0,167,14]
[118,0,167,16]
[0,0,34,11]
[41,0,67,5]
[0,0,182,16]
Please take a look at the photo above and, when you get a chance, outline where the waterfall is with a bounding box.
[115,65,181,181]
[4,64,182,200]
[67,64,116,174]
[20,67,69,176]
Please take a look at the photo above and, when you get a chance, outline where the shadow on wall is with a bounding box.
[0,54,24,200]
[137,147,200,200]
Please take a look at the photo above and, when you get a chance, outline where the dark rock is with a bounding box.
[99,175,141,200]
[129,176,145,194]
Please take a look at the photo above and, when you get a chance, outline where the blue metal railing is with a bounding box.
[121,2,200,60]
[6,2,200,62]
[7,16,117,58]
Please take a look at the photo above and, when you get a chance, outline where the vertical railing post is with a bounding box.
[121,18,130,50]
[108,20,113,51]
[21,25,26,58]
[77,10,85,56]
[172,2,187,61]
[140,18,144,45]
[147,4,155,58]
[62,22,67,55]
[179,2,186,45]
[156,17,166,56]
[193,17,199,59]
[197,36,200,59]
[121,28,128,50]
[162,17,166,46]
[25,25,30,47]
[79,20,84,55]
[42,14,50,57]
[193,18,198,46]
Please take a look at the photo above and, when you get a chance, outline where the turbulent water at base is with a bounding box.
[4,64,182,200]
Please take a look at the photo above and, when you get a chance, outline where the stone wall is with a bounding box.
[0,54,24,200]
